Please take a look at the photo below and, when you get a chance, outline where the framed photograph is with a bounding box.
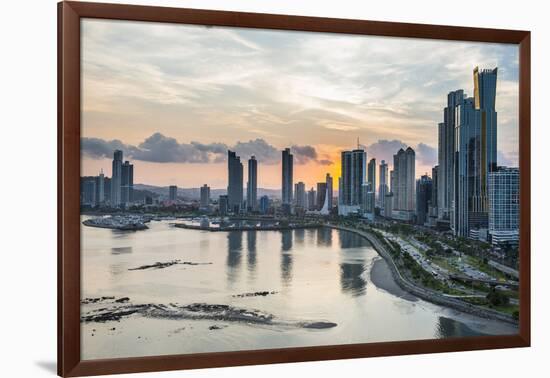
[58,1,530,376]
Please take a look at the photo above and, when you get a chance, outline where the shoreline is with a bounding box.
[327,224,518,326]
[369,258,418,302]
[174,222,321,232]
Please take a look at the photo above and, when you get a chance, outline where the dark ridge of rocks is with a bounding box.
[81,296,116,305]
[301,321,338,329]
[232,291,278,298]
[128,260,212,271]
[81,300,337,330]
[208,325,227,330]
[115,297,130,303]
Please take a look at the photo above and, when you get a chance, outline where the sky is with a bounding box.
[81,19,519,190]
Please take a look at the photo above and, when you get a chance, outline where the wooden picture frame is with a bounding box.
[58,1,531,376]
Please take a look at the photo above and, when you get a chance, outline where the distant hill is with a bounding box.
[134,184,280,201]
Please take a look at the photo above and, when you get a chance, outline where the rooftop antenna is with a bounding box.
[357,137,360,150]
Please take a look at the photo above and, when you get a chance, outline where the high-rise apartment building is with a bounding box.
[379,160,388,208]
[200,184,210,209]
[488,167,519,246]
[121,160,134,205]
[218,195,228,216]
[316,182,327,210]
[392,147,415,220]
[111,150,123,207]
[246,156,258,211]
[259,195,270,214]
[96,170,105,206]
[294,182,307,209]
[169,185,177,201]
[227,150,243,213]
[282,148,294,205]
[339,148,366,215]
[367,158,376,203]
[307,187,317,211]
[416,174,432,225]
[325,173,333,211]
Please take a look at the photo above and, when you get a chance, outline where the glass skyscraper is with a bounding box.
[246,156,258,211]
[111,149,123,207]
[200,184,211,209]
[392,147,415,216]
[454,67,498,237]
[416,174,432,225]
[378,160,388,209]
[281,148,294,205]
[489,167,519,245]
[339,148,366,215]
[227,150,243,213]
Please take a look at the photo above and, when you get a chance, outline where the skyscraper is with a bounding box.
[169,185,177,201]
[383,193,393,218]
[104,177,111,203]
[246,156,258,211]
[111,150,123,207]
[474,67,498,174]
[218,195,228,216]
[325,173,333,211]
[307,187,317,211]
[451,67,498,237]
[488,167,519,246]
[316,182,327,210]
[437,87,466,224]
[81,177,96,206]
[200,184,210,209]
[339,148,366,215]
[361,182,375,215]
[416,174,433,225]
[427,165,439,225]
[367,158,376,203]
[121,160,134,205]
[282,148,293,205]
[259,195,270,214]
[294,182,306,209]
[392,147,415,220]
[379,160,388,208]
[96,170,105,206]
[227,150,244,213]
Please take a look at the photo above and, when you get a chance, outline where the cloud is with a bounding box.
[233,139,279,164]
[132,133,214,163]
[497,150,517,167]
[416,142,438,166]
[365,139,407,163]
[81,137,129,159]
[81,133,331,165]
[364,139,436,167]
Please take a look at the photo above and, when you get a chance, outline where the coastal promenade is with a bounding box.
[327,224,518,325]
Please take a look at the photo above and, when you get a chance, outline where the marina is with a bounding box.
[82,215,150,231]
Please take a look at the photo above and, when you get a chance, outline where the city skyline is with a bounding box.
[81,19,519,189]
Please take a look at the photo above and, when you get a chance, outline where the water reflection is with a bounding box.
[247,231,257,277]
[281,230,293,285]
[339,230,370,249]
[294,228,305,245]
[226,231,243,284]
[306,228,316,245]
[316,227,333,247]
[339,263,367,297]
[435,316,486,338]
[281,230,293,251]
[111,246,132,255]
